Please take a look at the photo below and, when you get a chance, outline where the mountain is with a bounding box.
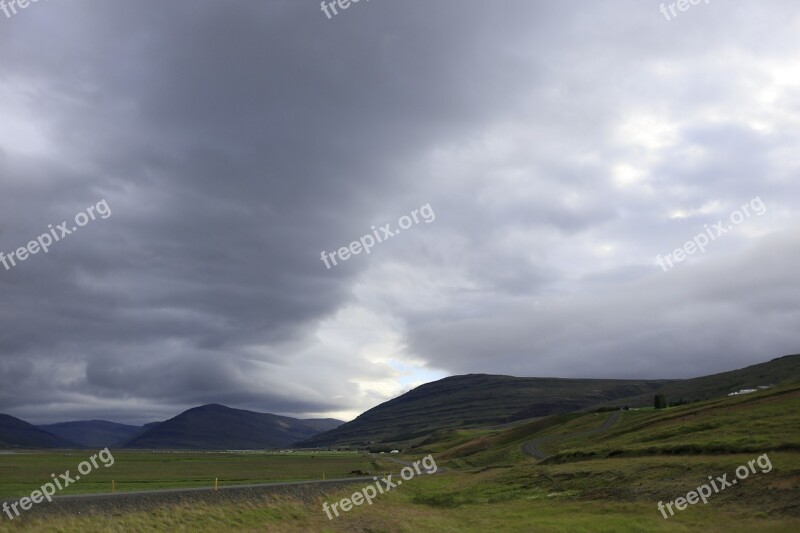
[301,375,671,448]
[300,418,346,432]
[131,421,162,439]
[0,414,79,449]
[124,404,343,450]
[38,420,143,448]
[594,353,800,408]
[302,353,800,448]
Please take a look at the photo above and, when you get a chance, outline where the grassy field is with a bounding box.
[0,451,386,499]
[0,468,797,532]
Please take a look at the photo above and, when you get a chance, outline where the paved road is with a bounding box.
[521,410,622,460]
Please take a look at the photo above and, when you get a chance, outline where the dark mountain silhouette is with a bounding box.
[0,414,79,449]
[38,420,143,448]
[124,404,344,449]
[299,418,346,432]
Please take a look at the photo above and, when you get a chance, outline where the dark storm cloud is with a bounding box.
[1,1,798,423]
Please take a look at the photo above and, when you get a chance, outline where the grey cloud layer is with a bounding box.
[1,0,798,423]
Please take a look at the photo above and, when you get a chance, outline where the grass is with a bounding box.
[552,386,800,460]
[428,384,800,468]
[0,451,393,498]
[1,470,797,532]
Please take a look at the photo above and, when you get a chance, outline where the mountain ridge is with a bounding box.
[123,404,344,449]
[37,420,144,448]
[0,414,80,449]
[301,353,800,448]
[4,354,798,450]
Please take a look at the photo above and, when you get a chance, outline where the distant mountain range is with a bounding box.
[0,414,78,449]
[2,353,798,450]
[38,420,148,448]
[0,406,343,450]
[125,404,343,450]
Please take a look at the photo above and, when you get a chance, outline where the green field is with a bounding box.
[0,462,797,532]
[0,451,385,499]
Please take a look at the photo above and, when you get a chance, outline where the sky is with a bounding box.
[1,0,799,425]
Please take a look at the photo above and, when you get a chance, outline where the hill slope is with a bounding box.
[0,414,79,449]
[38,420,143,448]
[552,384,800,460]
[596,353,800,408]
[124,404,343,449]
[301,375,670,448]
[428,382,800,469]
[303,353,800,448]
[299,418,346,432]
[409,383,800,526]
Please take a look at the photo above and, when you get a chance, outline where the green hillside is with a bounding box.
[304,354,800,449]
[393,384,800,527]
[427,383,800,466]
[302,375,670,448]
[596,353,800,409]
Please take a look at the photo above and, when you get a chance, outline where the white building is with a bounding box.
[728,389,757,396]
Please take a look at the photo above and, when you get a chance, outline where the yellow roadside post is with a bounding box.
[112,480,115,493]
[215,478,218,492]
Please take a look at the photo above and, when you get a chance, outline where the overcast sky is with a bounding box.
[1,1,798,425]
